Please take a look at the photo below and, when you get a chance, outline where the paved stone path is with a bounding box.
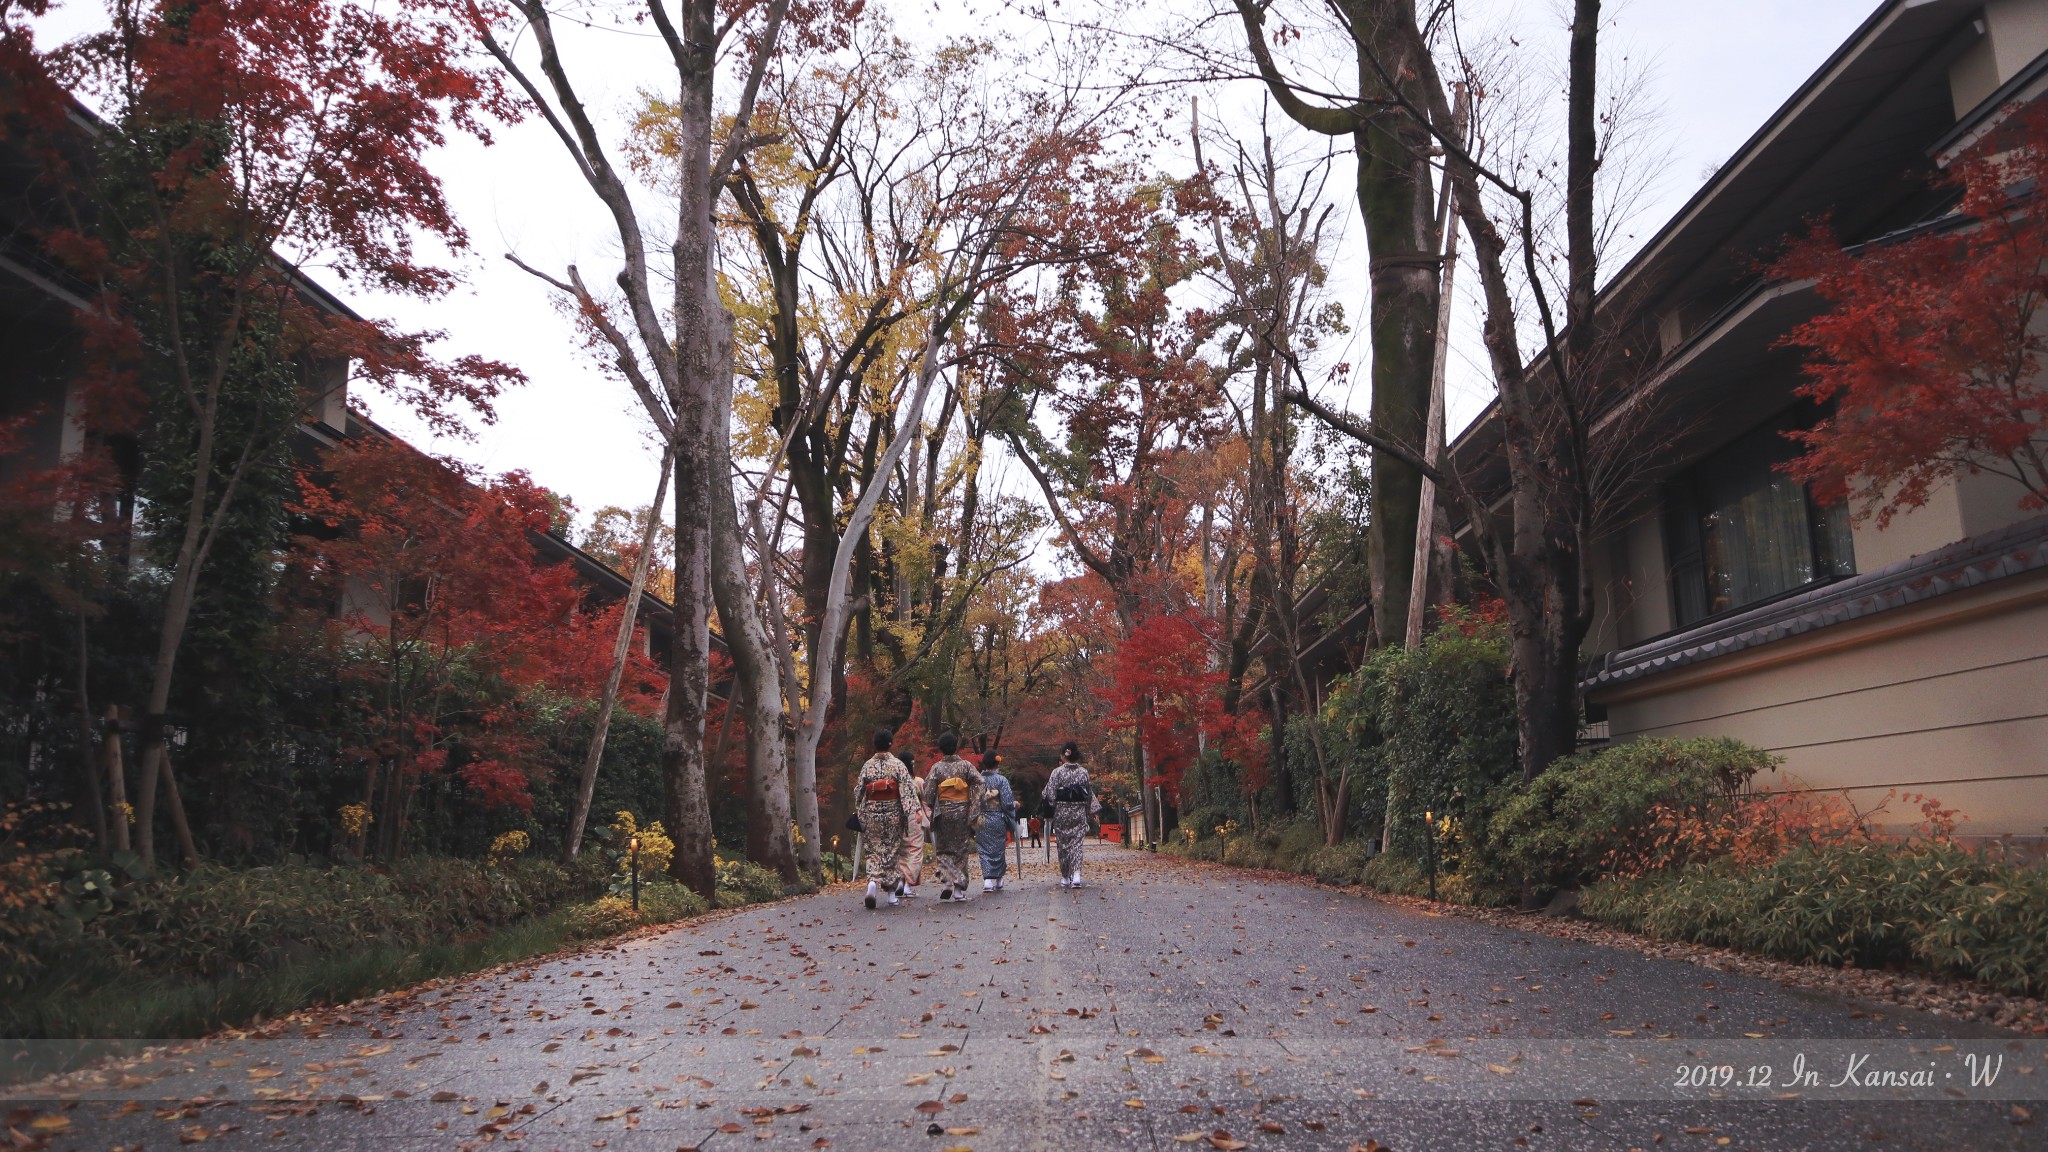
[7,851,2044,1151]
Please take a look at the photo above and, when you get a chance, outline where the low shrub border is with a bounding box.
[1,878,731,1043]
[1160,837,2048,1035]
[1,858,799,1042]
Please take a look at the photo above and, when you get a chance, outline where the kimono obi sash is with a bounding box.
[862,776,901,803]
[936,776,971,804]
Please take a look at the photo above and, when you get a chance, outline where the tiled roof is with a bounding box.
[1583,511,2048,692]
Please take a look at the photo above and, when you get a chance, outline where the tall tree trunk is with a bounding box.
[1355,103,1441,651]
[480,0,790,900]
[564,442,674,862]
[791,332,947,833]
[158,746,200,870]
[74,610,108,847]
[1264,683,1291,819]
[100,705,129,853]
[133,392,219,871]
[750,461,818,875]
[709,307,798,884]
[1233,0,1442,650]
[661,6,719,897]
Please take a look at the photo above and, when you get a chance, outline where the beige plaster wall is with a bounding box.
[1596,569,2048,837]
[1952,0,2048,116]
[1853,470,2041,572]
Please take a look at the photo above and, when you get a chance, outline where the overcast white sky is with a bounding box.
[49,0,1887,537]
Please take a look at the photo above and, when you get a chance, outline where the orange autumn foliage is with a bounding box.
[1772,103,2048,524]
[292,437,648,824]
[1612,787,1963,879]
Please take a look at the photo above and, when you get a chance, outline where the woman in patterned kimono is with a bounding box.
[976,753,1018,892]
[921,732,985,901]
[1043,741,1098,888]
[854,728,919,909]
[899,751,930,898]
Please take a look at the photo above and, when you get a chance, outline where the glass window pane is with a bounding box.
[1699,460,1814,613]
[1811,494,1857,577]
[1663,408,1857,627]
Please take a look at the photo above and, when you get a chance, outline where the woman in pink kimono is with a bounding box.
[899,750,930,898]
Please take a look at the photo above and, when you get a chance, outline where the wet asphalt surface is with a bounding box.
[5,849,2043,1151]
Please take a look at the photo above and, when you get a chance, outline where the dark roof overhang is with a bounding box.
[1446,0,1987,508]
[1583,512,2048,695]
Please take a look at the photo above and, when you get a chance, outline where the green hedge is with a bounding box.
[1583,843,2048,996]
[21,856,605,986]
[1488,737,1779,898]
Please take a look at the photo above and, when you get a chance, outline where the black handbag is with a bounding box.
[845,812,862,833]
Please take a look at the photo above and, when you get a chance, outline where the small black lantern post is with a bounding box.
[1422,810,1437,902]
[628,835,641,912]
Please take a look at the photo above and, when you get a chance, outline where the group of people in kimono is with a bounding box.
[853,727,1099,909]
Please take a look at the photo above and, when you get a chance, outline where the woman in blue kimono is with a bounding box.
[975,753,1019,892]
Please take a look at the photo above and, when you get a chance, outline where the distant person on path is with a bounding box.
[854,728,919,909]
[1043,741,1098,888]
[900,745,930,898]
[922,732,986,901]
[976,753,1019,892]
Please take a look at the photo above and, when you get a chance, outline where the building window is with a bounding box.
[1664,410,1855,627]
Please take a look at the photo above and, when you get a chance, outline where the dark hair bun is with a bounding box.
[1060,740,1080,761]
[937,732,959,754]
[872,727,894,751]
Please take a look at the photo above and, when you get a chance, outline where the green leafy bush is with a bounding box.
[1489,738,1779,897]
[1336,622,1517,868]
[1583,843,2048,996]
[1915,868,2048,995]
[638,881,709,924]
[714,855,785,909]
[1222,835,1269,870]
[14,855,605,985]
[1307,840,1372,887]
[1359,852,1426,897]
[565,896,640,940]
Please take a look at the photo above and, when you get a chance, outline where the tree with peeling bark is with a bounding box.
[468,0,793,897]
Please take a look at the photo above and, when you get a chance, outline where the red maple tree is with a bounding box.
[1099,613,1228,805]
[292,439,633,857]
[1773,103,2048,525]
[4,0,524,868]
